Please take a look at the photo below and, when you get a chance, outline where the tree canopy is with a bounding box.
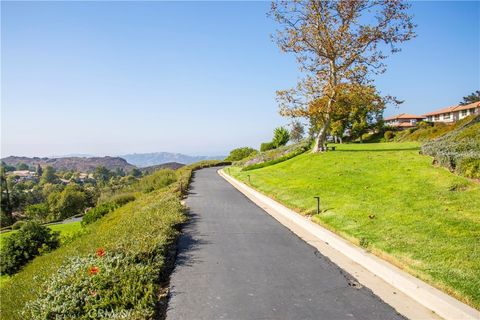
[271,0,415,151]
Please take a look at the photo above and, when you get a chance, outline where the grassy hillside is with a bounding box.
[229,142,480,308]
[0,161,226,319]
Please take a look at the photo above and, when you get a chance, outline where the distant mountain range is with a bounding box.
[1,156,136,173]
[120,152,225,168]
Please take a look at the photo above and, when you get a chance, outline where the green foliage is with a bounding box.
[0,221,60,275]
[35,164,43,177]
[134,169,177,193]
[17,163,29,170]
[460,90,480,105]
[384,131,394,141]
[272,127,290,147]
[11,220,26,230]
[25,203,50,220]
[131,168,142,178]
[40,166,57,184]
[94,166,112,184]
[260,142,276,152]
[81,202,118,226]
[109,193,136,206]
[25,253,160,319]
[225,147,257,162]
[48,185,87,221]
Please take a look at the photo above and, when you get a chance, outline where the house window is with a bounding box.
[471,108,476,114]
[461,110,467,117]
[434,115,440,121]
[443,113,450,120]
[427,116,432,121]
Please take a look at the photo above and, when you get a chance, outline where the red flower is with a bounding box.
[88,266,100,276]
[96,248,106,257]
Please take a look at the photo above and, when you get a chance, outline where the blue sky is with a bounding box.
[2,1,479,157]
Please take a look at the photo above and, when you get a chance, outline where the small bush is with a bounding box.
[0,221,60,275]
[11,220,26,230]
[384,131,395,141]
[25,251,160,319]
[456,157,480,179]
[82,202,118,226]
[225,147,257,162]
[109,193,136,206]
[260,142,276,152]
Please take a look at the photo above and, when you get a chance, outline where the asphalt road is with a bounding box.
[166,167,404,320]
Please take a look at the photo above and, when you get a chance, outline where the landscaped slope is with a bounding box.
[422,115,480,178]
[228,142,480,309]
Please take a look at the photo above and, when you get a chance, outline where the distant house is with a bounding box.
[7,170,37,182]
[384,113,425,129]
[423,101,480,123]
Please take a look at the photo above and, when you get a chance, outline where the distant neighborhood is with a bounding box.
[385,101,480,129]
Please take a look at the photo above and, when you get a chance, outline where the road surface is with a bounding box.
[166,167,404,320]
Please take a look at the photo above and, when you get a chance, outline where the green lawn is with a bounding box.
[0,221,82,248]
[229,142,480,309]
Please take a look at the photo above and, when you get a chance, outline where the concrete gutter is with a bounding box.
[219,169,480,320]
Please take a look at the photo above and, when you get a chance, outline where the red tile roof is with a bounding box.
[384,113,425,121]
[423,101,480,116]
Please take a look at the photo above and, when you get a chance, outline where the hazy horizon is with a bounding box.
[2,1,479,157]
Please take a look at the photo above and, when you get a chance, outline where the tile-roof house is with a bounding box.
[384,113,425,129]
[423,101,480,123]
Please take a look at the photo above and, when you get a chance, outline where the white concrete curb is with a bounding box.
[218,169,480,320]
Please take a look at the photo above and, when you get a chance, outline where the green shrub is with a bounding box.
[11,220,26,230]
[0,221,60,275]
[384,131,395,141]
[260,142,276,152]
[225,147,257,162]
[25,203,50,220]
[272,127,290,147]
[81,202,118,226]
[25,252,160,319]
[134,169,177,193]
[456,157,480,179]
[109,192,136,206]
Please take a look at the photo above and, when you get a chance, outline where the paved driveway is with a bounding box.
[166,167,404,320]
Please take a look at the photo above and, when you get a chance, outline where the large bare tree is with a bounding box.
[270,0,415,152]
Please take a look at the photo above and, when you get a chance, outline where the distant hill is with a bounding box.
[140,162,185,174]
[1,156,136,173]
[121,152,225,167]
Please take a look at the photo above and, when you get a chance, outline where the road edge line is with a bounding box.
[218,169,479,320]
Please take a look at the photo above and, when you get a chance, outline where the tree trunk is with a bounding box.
[339,136,343,144]
[312,115,331,153]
